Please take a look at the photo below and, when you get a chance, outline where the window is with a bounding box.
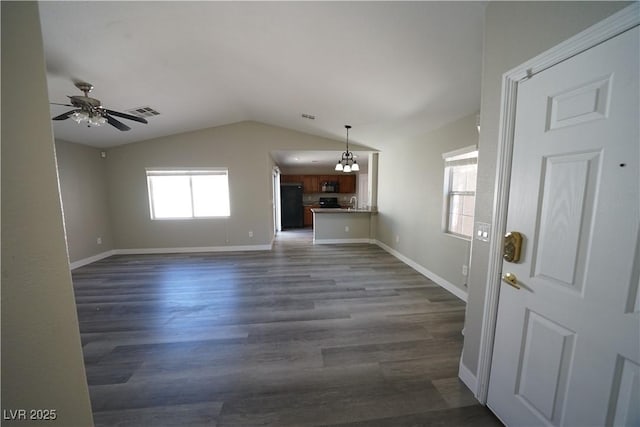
[443,147,478,239]
[146,169,230,219]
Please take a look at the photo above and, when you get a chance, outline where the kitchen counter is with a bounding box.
[311,208,375,244]
[311,208,375,213]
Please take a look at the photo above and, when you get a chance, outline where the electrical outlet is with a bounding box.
[345,226,350,232]
[96,237,102,245]
[248,231,253,238]
[462,265,468,276]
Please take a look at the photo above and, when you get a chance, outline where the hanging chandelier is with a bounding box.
[335,125,359,172]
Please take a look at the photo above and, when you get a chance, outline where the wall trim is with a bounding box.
[114,244,273,255]
[313,238,374,245]
[458,359,478,396]
[475,3,639,405]
[69,250,116,270]
[375,240,468,302]
[70,244,274,269]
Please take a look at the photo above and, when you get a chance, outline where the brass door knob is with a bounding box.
[502,272,520,289]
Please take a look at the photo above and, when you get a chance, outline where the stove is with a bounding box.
[319,197,341,208]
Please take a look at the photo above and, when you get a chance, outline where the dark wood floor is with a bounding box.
[72,229,500,426]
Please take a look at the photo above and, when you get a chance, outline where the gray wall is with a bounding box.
[375,113,479,294]
[107,121,369,250]
[461,1,629,378]
[1,2,94,426]
[56,140,114,263]
[314,212,372,241]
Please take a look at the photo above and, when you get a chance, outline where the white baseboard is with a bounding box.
[375,240,468,302]
[114,244,273,255]
[313,238,375,245]
[69,250,116,270]
[69,244,274,269]
[458,360,479,399]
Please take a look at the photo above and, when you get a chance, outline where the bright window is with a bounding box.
[443,147,478,239]
[146,169,230,219]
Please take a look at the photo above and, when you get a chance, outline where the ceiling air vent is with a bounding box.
[126,106,160,118]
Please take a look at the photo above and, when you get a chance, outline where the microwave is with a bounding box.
[321,181,339,192]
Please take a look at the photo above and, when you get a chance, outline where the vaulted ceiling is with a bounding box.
[39,1,485,150]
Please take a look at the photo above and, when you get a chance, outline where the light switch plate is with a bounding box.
[475,222,491,242]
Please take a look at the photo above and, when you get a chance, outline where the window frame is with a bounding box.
[442,146,478,240]
[146,168,230,220]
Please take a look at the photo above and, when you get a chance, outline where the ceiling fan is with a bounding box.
[51,81,148,131]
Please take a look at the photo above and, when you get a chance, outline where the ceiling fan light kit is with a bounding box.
[70,111,107,126]
[335,124,359,173]
[51,81,148,131]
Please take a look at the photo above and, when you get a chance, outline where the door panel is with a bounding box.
[515,310,575,424]
[546,75,612,131]
[488,26,639,426]
[608,356,640,426]
[534,151,601,291]
[630,233,640,314]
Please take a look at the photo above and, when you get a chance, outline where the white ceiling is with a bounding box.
[38,1,485,152]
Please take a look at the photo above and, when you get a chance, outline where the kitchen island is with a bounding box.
[311,208,376,244]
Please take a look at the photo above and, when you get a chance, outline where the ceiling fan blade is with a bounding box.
[104,109,148,124]
[52,109,79,121]
[50,102,74,107]
[106,115,131,131]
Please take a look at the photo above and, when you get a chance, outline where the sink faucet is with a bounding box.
[349,196,358,209]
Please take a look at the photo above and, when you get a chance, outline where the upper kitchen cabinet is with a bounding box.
[281,175,302,184]
[302,175,318,193]
[281,174,357,194]
[338,175,356,194]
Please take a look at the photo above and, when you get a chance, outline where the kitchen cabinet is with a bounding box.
[303,206,315,227]
[281,174,357,194]
[281,174,302,184]
[338,175,356,193]
[303,175,318,193]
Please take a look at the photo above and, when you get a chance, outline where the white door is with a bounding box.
[487,26,639,426]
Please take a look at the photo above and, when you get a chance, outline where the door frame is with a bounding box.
[273,166,282,234]
[475,3,639,404]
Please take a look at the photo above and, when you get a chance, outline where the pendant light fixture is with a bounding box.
[335,125,359,172]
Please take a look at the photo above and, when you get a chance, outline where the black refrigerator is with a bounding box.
[280,183,304,229]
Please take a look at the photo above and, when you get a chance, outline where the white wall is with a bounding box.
[375,113,479,295]
[461,0,629,379]
[357,173,369,209]
[107,121,370,250]
[0,2,94,425]
[56,140,114,263]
